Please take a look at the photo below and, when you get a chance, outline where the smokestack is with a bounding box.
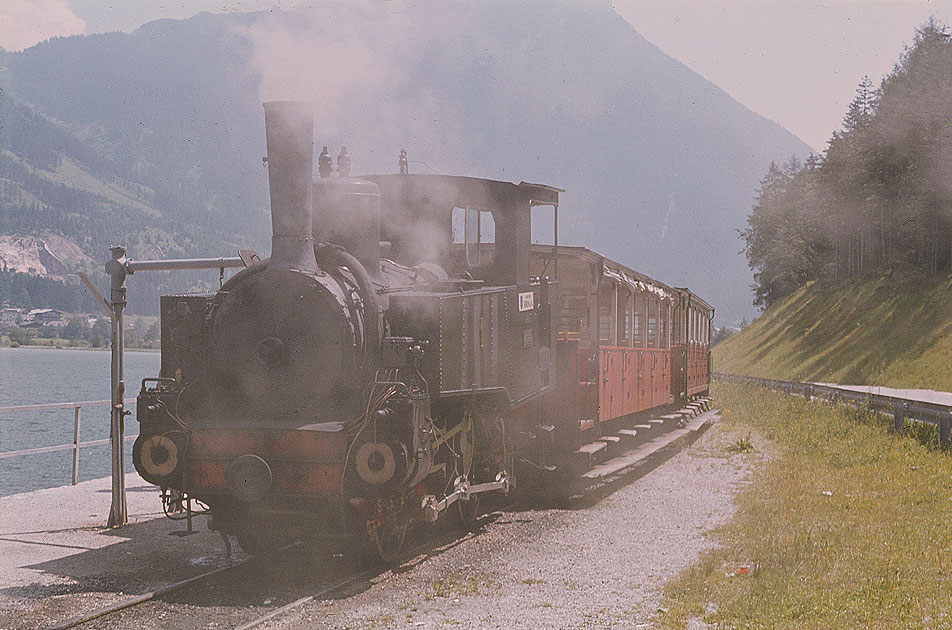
[262,101,319,273]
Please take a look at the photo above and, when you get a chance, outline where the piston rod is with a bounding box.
[420,471,511,523]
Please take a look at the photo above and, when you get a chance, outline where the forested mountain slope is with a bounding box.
[714,273,952,391]
[0,92,248,312]
[741,21,952,310]
[2,1,811,320]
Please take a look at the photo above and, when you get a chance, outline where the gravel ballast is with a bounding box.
[263,417,767,629]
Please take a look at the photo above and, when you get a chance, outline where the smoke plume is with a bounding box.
[237,1,476,175]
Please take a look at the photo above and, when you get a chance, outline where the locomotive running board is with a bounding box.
[580,408,719,485]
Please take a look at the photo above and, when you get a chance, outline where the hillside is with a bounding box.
[0,92,250,312]
[713,272,952,391]
[1,1,812,322]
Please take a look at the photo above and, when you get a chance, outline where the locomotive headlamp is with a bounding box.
[140,435,178,478]
[225,454,273,502]
[355,441,397,486]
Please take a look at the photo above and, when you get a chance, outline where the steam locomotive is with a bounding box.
[133,101,712,560]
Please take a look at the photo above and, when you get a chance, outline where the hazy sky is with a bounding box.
[3,0,952,149]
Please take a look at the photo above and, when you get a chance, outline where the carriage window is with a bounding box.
[633,295,644,346]
[452,207,465,244]
[480,211,495,243]
[599,284,614,343]
[617,289,631,346]
[465,207,480,266]
[560,297,588,337]
[647,298,658,347]
[671,307,681,344]
[659,302,667,349]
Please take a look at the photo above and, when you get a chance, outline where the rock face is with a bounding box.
[0,235,94,277]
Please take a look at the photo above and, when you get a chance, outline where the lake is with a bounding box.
[0,346,161,496]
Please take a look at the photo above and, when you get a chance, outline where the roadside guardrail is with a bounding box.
[713,373,952,447]
[0,398,137,486]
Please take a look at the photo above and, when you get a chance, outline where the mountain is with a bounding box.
[0,90,249,312]
[1,1,812,322]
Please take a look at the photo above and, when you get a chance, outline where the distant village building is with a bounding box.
[28,308,66,325]
[0,308,22,326]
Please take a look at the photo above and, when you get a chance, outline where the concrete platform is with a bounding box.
[0,472,228,628]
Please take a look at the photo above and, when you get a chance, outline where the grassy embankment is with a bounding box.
[660,382,952,629]
[714,273,952,391]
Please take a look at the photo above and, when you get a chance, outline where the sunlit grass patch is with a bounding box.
[726,433,755,454]
[424,572,500,600]
[660,383,952,629]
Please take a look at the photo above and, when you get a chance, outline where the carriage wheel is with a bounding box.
[454,413,482,529]
[235,520,285,556]
[368,515,409,564]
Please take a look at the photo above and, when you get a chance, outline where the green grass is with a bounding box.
[659,383,952,629]
[0,336,86,348]
[425,572,500,600]
[715,272,952,390]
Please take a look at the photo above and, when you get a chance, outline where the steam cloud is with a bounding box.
[236,1,477,176]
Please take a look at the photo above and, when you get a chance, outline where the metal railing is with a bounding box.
[0,398,137,486]
[714,373,952,446]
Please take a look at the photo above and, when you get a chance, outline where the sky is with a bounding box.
[2,0,952,150]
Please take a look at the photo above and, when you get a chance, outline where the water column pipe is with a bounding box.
[104,246,128,528]
[103,249,245,528]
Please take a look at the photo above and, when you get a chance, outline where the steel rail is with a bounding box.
[713,373,952,445]
[46,538,304,630]
[43,522,483,630]
[233,523,492,630]
[47,560,243,630]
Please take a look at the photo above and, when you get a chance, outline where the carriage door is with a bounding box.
[635,293,648,412]
[597,282,614,422]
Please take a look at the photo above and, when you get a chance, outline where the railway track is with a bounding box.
[44,520,491,630]
[43,401,715,630]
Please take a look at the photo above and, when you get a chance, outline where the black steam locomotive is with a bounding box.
[133,102,563,559]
